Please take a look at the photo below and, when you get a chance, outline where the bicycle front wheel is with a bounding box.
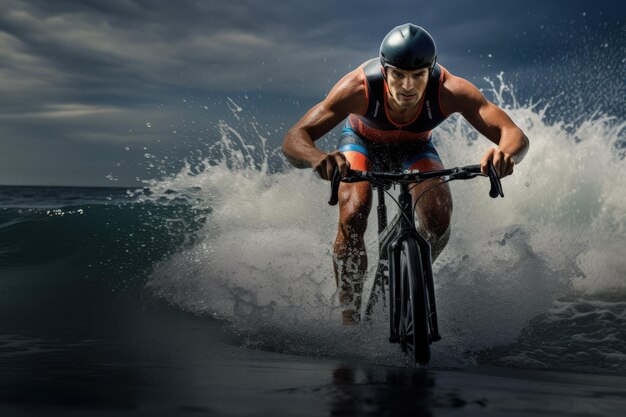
[399,238,431,365]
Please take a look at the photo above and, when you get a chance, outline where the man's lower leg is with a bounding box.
[333,236,367,324]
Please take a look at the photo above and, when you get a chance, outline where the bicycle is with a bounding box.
[328,162,504,365]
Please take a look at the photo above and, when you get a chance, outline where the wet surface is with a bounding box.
[2,298,626,417]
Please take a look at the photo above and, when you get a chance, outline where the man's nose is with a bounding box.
[402,77,414,90]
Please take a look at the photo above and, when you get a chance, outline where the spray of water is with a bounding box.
[145,76,625,369]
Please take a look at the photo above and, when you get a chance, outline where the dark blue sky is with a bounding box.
[0,0,623,186]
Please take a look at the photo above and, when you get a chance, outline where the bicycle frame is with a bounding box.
[328,163,503,362]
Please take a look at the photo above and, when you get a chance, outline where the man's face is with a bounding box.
[385,66,429,109]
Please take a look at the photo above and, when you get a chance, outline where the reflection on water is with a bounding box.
[328,364,487,416]
[330,365,435,416]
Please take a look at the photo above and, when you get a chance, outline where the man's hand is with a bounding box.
[481,147,514,178]
[313,151,350,181]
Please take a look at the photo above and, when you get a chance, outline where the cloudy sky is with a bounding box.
[1,0,623,186]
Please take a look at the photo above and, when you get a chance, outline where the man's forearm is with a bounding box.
[282,128,325,169]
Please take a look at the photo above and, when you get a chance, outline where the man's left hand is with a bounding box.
[480,147,514,178]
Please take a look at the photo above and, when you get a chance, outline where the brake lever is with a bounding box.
[487,162,504,198]
[328,167,341,206]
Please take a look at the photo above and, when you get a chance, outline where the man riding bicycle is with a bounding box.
[282,23,529,325]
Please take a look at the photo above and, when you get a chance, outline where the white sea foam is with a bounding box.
[146,75,625,367]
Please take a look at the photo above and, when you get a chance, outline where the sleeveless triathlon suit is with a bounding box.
[338,58,451,172]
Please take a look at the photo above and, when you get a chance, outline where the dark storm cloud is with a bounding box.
[0,0,623,185]
[0,0,369,108]
[2,0,623,102]
[3,0,620,103]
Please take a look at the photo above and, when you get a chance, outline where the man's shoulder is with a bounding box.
[439,68,484,114]
[324,65,369,115]
[339,67,369,96]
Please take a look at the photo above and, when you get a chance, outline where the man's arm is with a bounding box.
[282,69,367,180]
[441,74,529,178]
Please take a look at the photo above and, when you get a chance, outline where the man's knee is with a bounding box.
[420,206,452,238]
[337,183,371,239]
[414,185,453,238]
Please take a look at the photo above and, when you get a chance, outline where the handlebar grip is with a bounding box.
[487,162,504,198]
[328,167,341,206]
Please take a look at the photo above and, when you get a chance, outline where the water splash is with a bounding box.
[145,75,625,369]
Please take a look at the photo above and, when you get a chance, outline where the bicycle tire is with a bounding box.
[388,246,400,343]
[399,238,431,365]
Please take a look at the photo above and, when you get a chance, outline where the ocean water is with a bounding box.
[1,76,625,415]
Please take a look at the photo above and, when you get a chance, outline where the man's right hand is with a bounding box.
[312,151,350,181]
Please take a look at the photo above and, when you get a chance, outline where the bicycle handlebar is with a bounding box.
[328,162,503,206]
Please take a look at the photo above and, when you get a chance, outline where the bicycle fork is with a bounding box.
[390,184,442,343]
[365,185,441,344]
[414,232,441,342]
